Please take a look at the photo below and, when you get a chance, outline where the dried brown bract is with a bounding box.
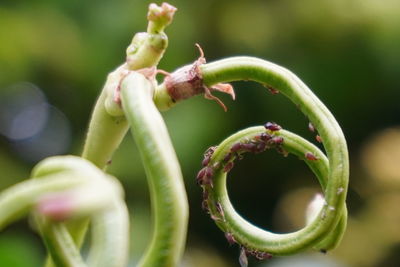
[163,44,235,111]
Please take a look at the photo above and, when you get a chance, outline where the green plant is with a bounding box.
[0,3,349,267]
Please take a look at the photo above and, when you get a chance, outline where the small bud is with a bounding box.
[196,167,214,187]
[202,156,210,167]
[196,168,206,184]
[260,132,272,142]
[202,146,217,166]
[204,146,217,156]
[242,143,257,153]
[230,143,242,153]
[223,161,234,172]
[147,3,177,33]
[264,122,281,131]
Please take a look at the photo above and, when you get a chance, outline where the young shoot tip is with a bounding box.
[147,2,177,33]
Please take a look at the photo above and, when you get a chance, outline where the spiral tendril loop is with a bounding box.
[196,57,349,263]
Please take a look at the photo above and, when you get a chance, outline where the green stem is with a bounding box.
[87,198,130,267]
[81,83,129,169]
[35,216,86,267]
[37,196,129,267]
[197,57,349,255]
[121,72,188,267]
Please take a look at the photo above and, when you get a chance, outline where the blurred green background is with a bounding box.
[1,0,400,266]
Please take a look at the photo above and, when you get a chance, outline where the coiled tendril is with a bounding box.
[194,57,349,264]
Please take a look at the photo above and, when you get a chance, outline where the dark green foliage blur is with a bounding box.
[0,0,399,266]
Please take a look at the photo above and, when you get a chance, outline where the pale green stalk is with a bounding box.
[121,72,188,267]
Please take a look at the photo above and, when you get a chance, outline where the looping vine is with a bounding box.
[192,57,349,264]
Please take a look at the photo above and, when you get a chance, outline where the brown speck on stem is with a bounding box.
[202,156,211,167]
[242,142,257,153]
[202,146,216,166]
[305,152,318,161]
[264,122,281,132]
[215,202,225,218]
[271,136,284,145]
[196,166,214,187]
[259,132,272,142]
[230,142,243,153]
[265,85,280,95]
[223,161,234,172]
